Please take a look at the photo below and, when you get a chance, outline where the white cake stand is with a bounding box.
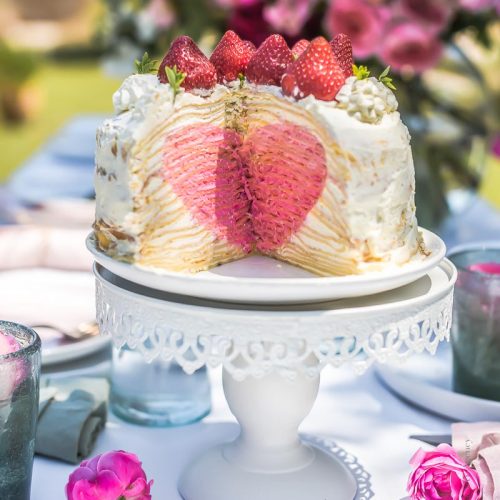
[93,257,456,500]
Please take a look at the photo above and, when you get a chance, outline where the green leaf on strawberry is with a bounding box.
[135,52,157,74]
[165,65,186,100]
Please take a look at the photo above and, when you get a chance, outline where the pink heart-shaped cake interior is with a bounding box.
[163,122,327,251]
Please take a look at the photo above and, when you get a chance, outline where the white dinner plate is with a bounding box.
[87,228,446,304]
[0,268,109,366]
[41,332,110,366]
[376,343,500,421]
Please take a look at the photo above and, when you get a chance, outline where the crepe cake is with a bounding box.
[94,32,424,276]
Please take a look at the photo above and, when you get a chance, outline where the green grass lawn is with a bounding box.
[2,61,499,209]
[1,61,120,181]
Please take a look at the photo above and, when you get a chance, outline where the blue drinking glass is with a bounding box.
[0,322,41,500]
[110,346,211,427]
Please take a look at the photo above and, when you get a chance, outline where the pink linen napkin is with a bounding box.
[0,225,92,272]
[452,422,500,500]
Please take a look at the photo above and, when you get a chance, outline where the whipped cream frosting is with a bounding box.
[335,76,398,124]
[95,74,420,272]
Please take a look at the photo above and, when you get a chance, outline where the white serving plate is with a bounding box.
[376,343,500,422]
[0,268,109,366]
[41,331,109,366]
[87,228,445,304]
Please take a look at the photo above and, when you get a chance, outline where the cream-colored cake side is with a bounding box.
[94,75,246,272]
[94,74,423,275]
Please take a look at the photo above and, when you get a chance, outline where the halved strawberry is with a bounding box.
[281,36,345,101]
[210,30,256,83]
[158,35,217,91]
[330,33,353,79]
[291,39,310,59]
[246,34,294,86]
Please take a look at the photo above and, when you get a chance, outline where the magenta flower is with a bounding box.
[399,0,457,33]
[66,451,153,500]
[380,22,443,74]
[325,0,389,59]
[263,0,317,37]
[408,444,482,500]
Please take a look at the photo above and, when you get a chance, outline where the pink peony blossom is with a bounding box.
[66,450,153,500]
[380,22,443,74]
[399,0,457,33]
[263,0,317,37]
[325,0,389,59]
[408,444,482,500]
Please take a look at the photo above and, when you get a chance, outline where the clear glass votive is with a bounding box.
[0,321,41,500]
[449,245,500,401]
[110,346,211,427]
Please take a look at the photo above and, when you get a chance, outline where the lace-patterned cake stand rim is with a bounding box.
[87,227,445,304]
[94,260,456,500]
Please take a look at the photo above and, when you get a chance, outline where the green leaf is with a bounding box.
[352,64,370,80]
[134,52,157,74]
[378,66,396,91]
[165,64,186,99]
[379,65,390,79]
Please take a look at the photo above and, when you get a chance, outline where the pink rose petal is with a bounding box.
[66,450,153,500]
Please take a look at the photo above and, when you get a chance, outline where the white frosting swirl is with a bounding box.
[112,74,167,113]
[335,76,398,124]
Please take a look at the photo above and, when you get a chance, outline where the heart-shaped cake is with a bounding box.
[94,33,423,276]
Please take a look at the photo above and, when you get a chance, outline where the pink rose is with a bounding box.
[399,0,457,33]
[325,0,389,59]
[66,450,153,500]
[408,444,482,500]
[380,22,443,74]
[263,0,317,37]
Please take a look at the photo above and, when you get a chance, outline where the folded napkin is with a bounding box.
[452,422,500,500]
[35,377,109,464]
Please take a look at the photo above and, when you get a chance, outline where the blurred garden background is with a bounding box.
[0,0,499,228]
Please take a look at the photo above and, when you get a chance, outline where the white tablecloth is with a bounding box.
[32,364,450,499]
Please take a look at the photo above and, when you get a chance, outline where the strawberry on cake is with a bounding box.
[94,32,424,276]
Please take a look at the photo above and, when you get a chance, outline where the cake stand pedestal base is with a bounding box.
[178,443,356,500]
[178,369,357,500]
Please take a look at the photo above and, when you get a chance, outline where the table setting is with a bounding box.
[1,0,500,495]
